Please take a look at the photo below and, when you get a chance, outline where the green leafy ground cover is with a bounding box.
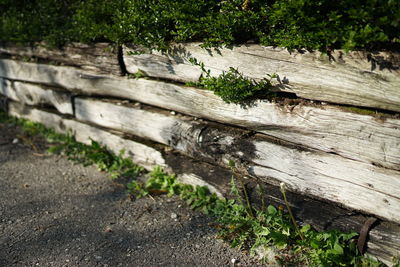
[1,0,399,51]
[2,111,398,266]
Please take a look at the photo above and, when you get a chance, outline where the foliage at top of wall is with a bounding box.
[1,0,399,52]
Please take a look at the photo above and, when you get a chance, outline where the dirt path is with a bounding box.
[0,122,263,266]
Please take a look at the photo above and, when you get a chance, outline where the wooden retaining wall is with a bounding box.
[0,43,399,264]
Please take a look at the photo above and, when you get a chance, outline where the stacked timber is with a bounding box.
[124,43,400,112]
[0,43,399,265]
[0,42,121,75]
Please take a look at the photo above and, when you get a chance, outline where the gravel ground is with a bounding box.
[0,121,264,267]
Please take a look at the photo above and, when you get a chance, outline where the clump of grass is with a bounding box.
[49,140,144,180]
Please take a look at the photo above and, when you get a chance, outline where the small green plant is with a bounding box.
[126,165,381,266]
[127,167,220,214]
[188,57,277,104]
[127,69,146,79]
[49,140,143,180]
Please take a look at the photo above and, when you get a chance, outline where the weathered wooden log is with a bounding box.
[124,43,400,113]
[0,42,121,75]
[368,221,400,266]
[0,78,73,114]
[6,101,229,196]
[73,97,400,224]
[7,101,400,265]
[0,60,399,171]
[7,102,164,170]
[2,42,399,112]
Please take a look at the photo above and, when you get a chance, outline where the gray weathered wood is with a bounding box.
[368,221,400,266]
[6,101,225,197]
[7,101,164,170]
[1,59,399,171]
[124,43,400,112]
[64,121,166,171]
[0,78,73,114]
[0,42,121,75]
[3,41,399,112]
[73,97,400,224]
[7,101,400,265]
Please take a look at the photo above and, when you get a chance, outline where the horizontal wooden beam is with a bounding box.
[124,43,400,113]
[1,60,398,171]
[3,42,399,112]
[0,42,121,75]
[7,101,400,265]
[0,78,73,114]
[73,97,400,224]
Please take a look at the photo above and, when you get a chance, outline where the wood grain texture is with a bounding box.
[368,221,400,265]
[124,43,400,112]
[0,78,73,114]
[1,60,399,171]
[73,97,400,224]
[7,101,165,170]
[6,101,225,198]
[7,101,400,265]
[0,42,121,75]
